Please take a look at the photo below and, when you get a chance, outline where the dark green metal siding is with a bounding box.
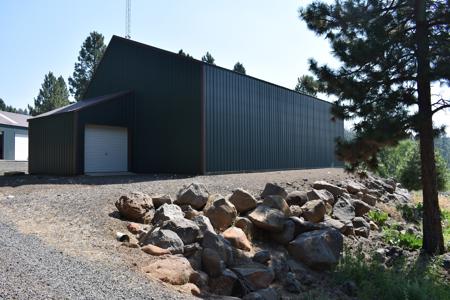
[203,65,344,173]
[28,113,76,175]
[84,36,203,174]
[0,125,28,160]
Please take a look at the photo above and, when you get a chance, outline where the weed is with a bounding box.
[367,210,389,226]
[382,227,422,250]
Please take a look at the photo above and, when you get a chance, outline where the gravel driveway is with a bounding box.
[0,168,350,299]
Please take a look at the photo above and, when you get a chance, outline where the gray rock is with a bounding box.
[289,205,303,217]
[208,268,239,296]
[262,195,291,216]
[253,250,271,265]
[361,193,377,206]
[139,228,184,254]
[193,215,215,236]
[260,183,288,199]
[322,216,348,234]
[345,180,368,194]
[248,205,286,232]
[160,217,201,244]
[284,272,302,294]
[202,248,226,278]
[202,230,234,265]
[204,195,238,231]
[229,189,258,213]
[270,219,295,244]
[180,204,201,220]
[307,189,335,205]
[313,181,345,198]
[151,194,173,208]
[332,198,355,223]
[289,216,327,236]
[231,263,275,291]
[115,191,154,224]
[301,200,326,223]
[288,228,343,270]
[352,217,370,238]
[242,287,279,300]
[175,183,209,210]
[351,199,372,216]
[286,191,308,207]
[152,204,184,225]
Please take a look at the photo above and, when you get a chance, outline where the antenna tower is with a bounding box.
[125,0,131,39]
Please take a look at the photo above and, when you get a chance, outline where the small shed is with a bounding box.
[0,110,29,161]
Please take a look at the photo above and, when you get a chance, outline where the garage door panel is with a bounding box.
[14,133,28,161]
[84,125,128,173]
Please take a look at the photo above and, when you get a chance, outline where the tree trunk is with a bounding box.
[415,0,444,255]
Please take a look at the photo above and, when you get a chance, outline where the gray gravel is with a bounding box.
[0,168,350,299]
[0,218,192,300]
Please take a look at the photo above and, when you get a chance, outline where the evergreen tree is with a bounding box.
[300,0,449,254]
[294,75,320,96]
[201,52,215,65]
[178,49,193,58]
[0,98,28,114]
[69,31,106,101]
[29,72,70,116]
[233,62,246,74]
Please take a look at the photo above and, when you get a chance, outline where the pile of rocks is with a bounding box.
[113,175,410,299]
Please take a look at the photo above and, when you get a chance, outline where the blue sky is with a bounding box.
[0,0,448,133]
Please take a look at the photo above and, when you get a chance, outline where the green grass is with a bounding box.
[333,249,450,300]
[442,210,450,248]
[382,227,422,250]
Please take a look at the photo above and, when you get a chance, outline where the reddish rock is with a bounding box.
[142,256,194,285]
[141,244,171,256]
[222,227,252,251]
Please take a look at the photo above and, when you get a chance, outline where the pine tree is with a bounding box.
[201,52,215,65]
[69,31,106,101]
[178,49,193,58]
[29,72,70,116]
[294,75,319,96]
[300,0,449,254]
[233,62,246,74]
[0,98,28,114]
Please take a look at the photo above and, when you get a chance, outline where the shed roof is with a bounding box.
[29,91,132,120]
[0,110,29,128]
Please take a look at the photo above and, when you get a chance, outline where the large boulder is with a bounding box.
[223,227,252,251]
[262,195,291,216]
[228,189,258,213]
[351,199,372,217]
[115,191,154,224]
[307,189,335,206]
[140,228,184,254]
[270,219,295,244]
[175,183,209,210]
[161,218,201,244]
[202,248,226,277]
[248,205,286,232]
[231,263,275,291]
[204,195,238,231]
[151,194,173,208]
[288,228,343,270]
[152,204,184,225]
[313,181,345,198]
[289,216,327,235]
[193,215,215,236]
[301,200,326,223]
[202,231,234,265]
[208,269,239,296]
[235,217,254,239]
[332,198,355,223]
[142,256,194,285]
[286,191,308,207]
[260,183,288,199]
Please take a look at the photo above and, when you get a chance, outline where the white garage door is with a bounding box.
[14,133,28,161]
[84,125,128,173]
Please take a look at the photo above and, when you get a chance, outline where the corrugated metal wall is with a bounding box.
[28,113,76,175]
[203,65,344,173]
[0,125,28,160]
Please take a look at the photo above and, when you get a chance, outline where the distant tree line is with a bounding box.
[0,98,28,115]
[178,49,246,74]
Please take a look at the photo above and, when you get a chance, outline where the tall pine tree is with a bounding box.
[201,52,216,65]
[69,31,106,101]
[300,0,449,254]
[233,62,246,74]
[29,72,70,116]
[294,75,319,96]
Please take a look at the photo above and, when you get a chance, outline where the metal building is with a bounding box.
[0,110,29,161]
[28,36,344,175]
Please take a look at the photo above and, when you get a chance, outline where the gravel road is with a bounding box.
[0,168,350,299]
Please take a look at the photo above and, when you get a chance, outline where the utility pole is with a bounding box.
[125,0,131,39]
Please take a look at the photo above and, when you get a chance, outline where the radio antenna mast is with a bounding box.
[125,0,131,39]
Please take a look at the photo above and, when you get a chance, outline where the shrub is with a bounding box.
[367,210,389,226]
[396,203,423,223]
[334,248,450,300]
